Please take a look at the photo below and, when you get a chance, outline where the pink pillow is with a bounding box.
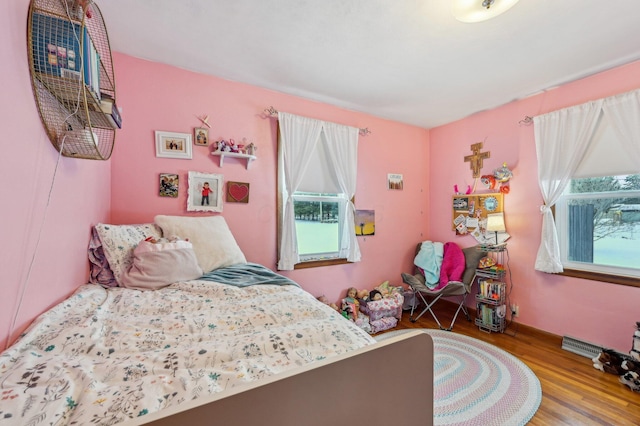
[121,238,203,290]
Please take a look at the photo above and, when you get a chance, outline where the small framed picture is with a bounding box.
[187,171,223,212]
[194,127,209,146]
[155,131,192,159]
[226,181,250,203]
[355,209,375,236]
[388,173,404,190]
[159,173,179,198]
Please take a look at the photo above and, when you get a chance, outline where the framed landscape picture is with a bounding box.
[187,171,223,212]
[355,209,375,236]
[155,131,192,159]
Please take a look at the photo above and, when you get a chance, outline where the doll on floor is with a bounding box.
[369,289,383,301]
[341,287,360,320]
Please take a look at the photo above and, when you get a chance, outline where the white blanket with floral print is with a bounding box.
[0,279,374,425]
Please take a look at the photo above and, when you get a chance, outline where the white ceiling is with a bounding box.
[97,0,640,129]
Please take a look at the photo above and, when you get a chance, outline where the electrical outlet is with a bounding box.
[511,304,519,317]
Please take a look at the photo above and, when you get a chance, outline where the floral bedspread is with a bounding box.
[0,279,374,425]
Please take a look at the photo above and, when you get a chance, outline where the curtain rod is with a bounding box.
[264,106,372,136]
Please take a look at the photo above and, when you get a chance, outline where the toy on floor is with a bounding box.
[592,349,626,375]
[341,287,360,320]
[317,295,339,312]
[631,321,640,361]
[592,324,640,393]
[359,281,404,334]
[620,358,640,392]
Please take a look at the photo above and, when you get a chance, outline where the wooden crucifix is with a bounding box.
[464,142,490,178]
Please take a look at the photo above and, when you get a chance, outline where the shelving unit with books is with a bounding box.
[27,0,118,160]
[474,244,508,333]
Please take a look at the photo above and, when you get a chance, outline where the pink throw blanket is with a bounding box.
[435,242,466,290]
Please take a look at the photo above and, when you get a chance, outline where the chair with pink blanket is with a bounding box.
[401,242,482,331]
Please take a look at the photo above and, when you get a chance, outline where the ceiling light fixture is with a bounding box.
[452,0,520,23]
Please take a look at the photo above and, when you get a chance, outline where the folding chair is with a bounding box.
[401,243,481,331]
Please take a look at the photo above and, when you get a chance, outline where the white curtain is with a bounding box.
[277,112,324,270]
[602,89,640,171]
[321,121,361,261]
[533,100,603,273]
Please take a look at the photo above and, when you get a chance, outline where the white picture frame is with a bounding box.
[187,171,223,212]
[155,131,193,159]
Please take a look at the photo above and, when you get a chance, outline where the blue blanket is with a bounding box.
[199,262,300,288]
[414,241,444,288]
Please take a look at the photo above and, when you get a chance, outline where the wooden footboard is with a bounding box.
[129,330,433,426]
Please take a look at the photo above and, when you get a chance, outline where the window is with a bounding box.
[556,175,640,280]
[276,112,360,270]
[293,193,344,261]
[533,89,640,283]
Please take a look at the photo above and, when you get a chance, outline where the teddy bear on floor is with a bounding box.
[620,358,640,392]
[631,321,640,361]
[592,349,626,375]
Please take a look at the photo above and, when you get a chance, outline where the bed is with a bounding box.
[0,216,434,425]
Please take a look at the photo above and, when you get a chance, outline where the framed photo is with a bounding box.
[194,127,210,146]
[159,173,179,198]
[155,131,192,159]
[388,173,403,190]
[226,181,250,203]
[187,171,223,212]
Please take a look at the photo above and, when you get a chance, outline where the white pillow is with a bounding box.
[154,215,246,273]
[94,223,163,286]
[121,238,203,290]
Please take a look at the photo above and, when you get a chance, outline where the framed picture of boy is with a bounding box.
[187,171,223,212]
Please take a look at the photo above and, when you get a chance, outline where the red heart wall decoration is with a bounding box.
[227,182,250,203]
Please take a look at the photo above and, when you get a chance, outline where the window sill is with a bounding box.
[560,268,640,288]
[294,258,350,269]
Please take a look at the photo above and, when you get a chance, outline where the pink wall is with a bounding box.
[429,60,640,352]
[109,53,430,307]
[4,0,637,354]
[0,0,111,350]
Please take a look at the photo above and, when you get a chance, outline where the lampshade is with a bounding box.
[486,212,506,233]
[452,0,521,23]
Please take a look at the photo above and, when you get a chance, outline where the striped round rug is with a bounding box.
[376,329,541,425]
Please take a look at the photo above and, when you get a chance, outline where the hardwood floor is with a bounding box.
[387,302,640,425]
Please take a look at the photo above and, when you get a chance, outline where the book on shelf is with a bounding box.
[82,27,101,103]
[478,279,504,301]
[105,105,122,129]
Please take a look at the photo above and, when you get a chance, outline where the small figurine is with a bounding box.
[228,139,238,153]
[245,142,257,156]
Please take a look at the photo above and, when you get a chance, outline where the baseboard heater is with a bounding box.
[561,335,603,358]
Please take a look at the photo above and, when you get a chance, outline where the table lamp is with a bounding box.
[486,212,506,245]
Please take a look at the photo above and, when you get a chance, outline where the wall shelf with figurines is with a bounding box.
[210,138,257,169]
